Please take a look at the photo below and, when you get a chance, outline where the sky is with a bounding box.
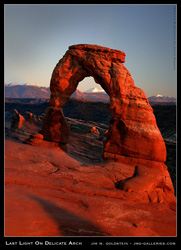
[4,4,177,97]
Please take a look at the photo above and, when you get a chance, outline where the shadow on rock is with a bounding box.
[28,194,108,236]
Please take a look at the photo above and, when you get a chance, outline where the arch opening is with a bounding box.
[66,76,111,163]
[77,76,104,93]
[72,76,110,104]
[68,70,110,99]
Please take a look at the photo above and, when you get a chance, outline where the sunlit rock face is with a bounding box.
[42,44,166,162]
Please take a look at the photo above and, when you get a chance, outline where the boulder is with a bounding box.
[91,127,100,135]
[30,133,44,140]
[24,111,34,120]
[24,111,40,123]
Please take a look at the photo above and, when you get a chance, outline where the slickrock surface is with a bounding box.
[5,129,176,237]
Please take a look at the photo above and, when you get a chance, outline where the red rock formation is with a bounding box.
[42,107,70,143]
[10,109,25,132]
[42,44,166,162]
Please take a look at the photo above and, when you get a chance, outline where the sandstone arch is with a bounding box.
[42,44,166,163]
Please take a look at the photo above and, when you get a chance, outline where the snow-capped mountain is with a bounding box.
[22,83,40,87]
[5,83,50,98]
[7,82,20,87]
[156,94,164,97]
[148,95,176,104]
[84,87,106,94]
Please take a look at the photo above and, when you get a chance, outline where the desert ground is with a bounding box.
[5,99,176,237]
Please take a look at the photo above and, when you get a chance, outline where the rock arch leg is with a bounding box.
[103,87,167,162]
[42,107,70,143]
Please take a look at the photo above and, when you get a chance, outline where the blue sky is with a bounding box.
[4,4,177,97]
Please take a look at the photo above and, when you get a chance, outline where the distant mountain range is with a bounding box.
[4,83,176,104]
[5,83,50,98]
[148,95,176,105]
[4,84,109,102]
[71,88,109,102]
